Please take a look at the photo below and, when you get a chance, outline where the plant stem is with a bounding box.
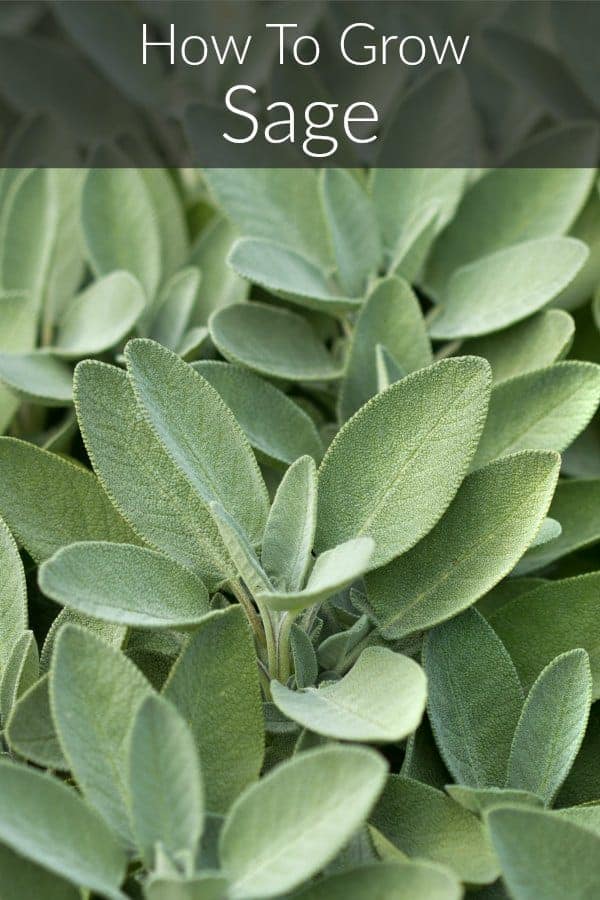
[230,579,265,648]
[275,612,295,684]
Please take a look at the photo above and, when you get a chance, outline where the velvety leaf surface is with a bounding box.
[0,291,37,431]
[40,541,210,628]
[261,455,317,593]
[0,437,136,562]
[471,362,600,469]
[338,276,432,421]
[129,694,204,868]
[506,650,592,803]
[193,361,323,466]
[488,806,600,900]
[219,745,387,898]
[0,515,27,673]
[371,776,499,884]
[51,624,154,843]
[271,646,426,742]
[0,630,38,723]
[209,303,343,382]
[463,309,574,383]
[446,785,543,816]
[0,351,73,405]
[316,357,491,569]
[428,237,587,339]
[74,360,232,590]
[126,339,269,543]
[5,674,67,770]
[164,606,264,814]
[291,860,462,900]
[423,609,524,788]
[491,573,600,697]
[145,874,229,900]
[366,451,559,638]
[0,759,127,899]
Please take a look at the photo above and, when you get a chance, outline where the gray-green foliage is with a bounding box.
[1,163,600,899]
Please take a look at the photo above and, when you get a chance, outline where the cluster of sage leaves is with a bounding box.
[1,158,600,900]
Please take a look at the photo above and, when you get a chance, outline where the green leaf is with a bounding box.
[290,860,462,900]
[320,168,381,297]
[0,436,136,563]
[258,536,374,614]
[0,842,80,900]
[514,478,600,575]
[0,630,38,724]
[210,502,271,596]
[228,238,361,314]
[5,674,67,770]
[490,573,600,697]
[126,339,269,544]
[338,276,432,421]
[0,291,37,431]
[219,745,387,899]
[138,168,189,286]
[81,167,161,299]
[193,362,323,467]
[145,874,229,900]
[149,267,199,350]
[50,624,154,843]
[53,270,145,357]
[506,649,592,804]
[316,357,491,570]
[557,706,600,807]
[487,806,600,900]
[426,168,595,295]
[74,360,231,590]
[366,451,560,638]
[376,345,405,392]
[423,609,524,788]
[446,785,543,816]
[164,606,264,814]
[371,776,499,885]
[271,646,426,742]
[209,303,343,382]
[203,169,332,271]
[0,351,73,405]
[471,362,600,469]
[0,758,127,899]
[290,624,318,689]
[0,515,26,673]
[129,694,204,869]
[428,238,587,340]
[40,541,210,629]
[261,455,317,593]
[40,606,126,673]
[188,216,248,326]
[463,309,575,384]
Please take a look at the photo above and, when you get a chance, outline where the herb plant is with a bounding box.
[0,164,600,900]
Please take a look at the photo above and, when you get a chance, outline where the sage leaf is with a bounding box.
[423,609,524,788]
[320,168,381,297]
[258,536,374,614]
[74,360,231,589]
[0,630,38,724]
[376,344,405,391]
[506,650,592,803]
[491,573,600,697]
[0,291,36,431]
[446,785,543,816]
[51,624,154,843]
[209,302,344,382]
[188,216,248,325]
[371,776,499,885]
[5,674,67,770]
[290,623,318,689]
[53,271,145,357]
[271,646,426,742]
[164,606,264,814]
[0,351,73,405]
[126,339,269,545]
[338,276,432,421]
[219,745,387,899]
[261,455,317,593]
[366,451,560,638]
[149,268,199,351]
[0,758,127,898]
[0,842,80,900]
[428,237,587,340]
[471,362,600,469]
[487,806,600,900]
[0,436,136,562]
[316,357,491,569]
[193,362,323,467]
[129,694,204,869]
[291,860,462,900]
[0,515,27,673]
[463,309,575,384]
[40,541,210,629]
[210,502,271,597]
[145,874,229,900]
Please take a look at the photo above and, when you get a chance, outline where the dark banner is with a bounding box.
[0,0,599,166]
